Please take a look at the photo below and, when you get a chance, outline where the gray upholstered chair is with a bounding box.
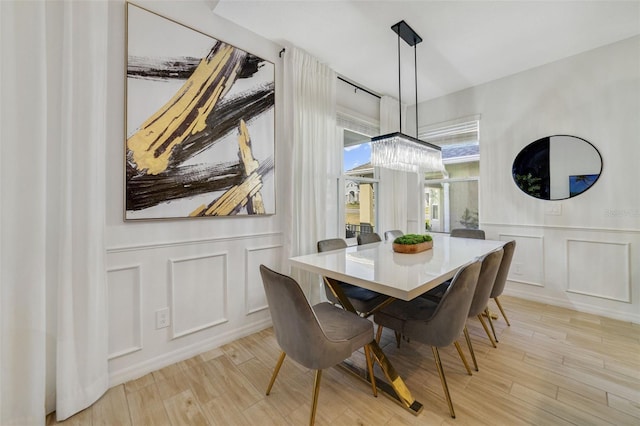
[259,265,377,425]
[317,238,387,317]
[384,230,404,241]
[357,232,382,245]
[462,248,503,371]
[373,260,482,418]
[450,228,486,239]
[489,240,516,341]
[419,249,504,370]
[420,228,484,302]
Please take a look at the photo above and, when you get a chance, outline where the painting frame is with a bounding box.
[124,3,275,220]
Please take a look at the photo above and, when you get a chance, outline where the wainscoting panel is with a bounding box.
[566,239,631,302]
[498,233,544,286]
[107,265,142,359]
[245,244,283,315]
[169,252,228,339]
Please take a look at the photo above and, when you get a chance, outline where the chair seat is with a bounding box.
[314,302,373,351]
[374,297,438,336]
[420,281,450,302]
[342,283,383,302]
[326,282,388,314]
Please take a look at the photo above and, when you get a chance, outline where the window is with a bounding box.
[421,118,480,233]
[342,129,378,239]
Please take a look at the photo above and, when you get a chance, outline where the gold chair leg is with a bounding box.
[375,324,383,343]
[432,346,455,419]
[477,314,497,348]
[463,326,479,371]
[494,297,511,326]
[454,341,472,375]
[310,370,322,426]
[485,307,499,343]
[266,351,286,395]
[364,344,378,397]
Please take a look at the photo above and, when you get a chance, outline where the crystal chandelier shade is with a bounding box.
[371,132,443,173]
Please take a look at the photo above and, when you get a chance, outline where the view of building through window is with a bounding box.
[422,119,480,233]
[343,129,377,239]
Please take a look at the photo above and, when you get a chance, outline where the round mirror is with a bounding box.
[512,135,602,200]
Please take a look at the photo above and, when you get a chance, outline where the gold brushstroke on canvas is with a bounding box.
[189,120,266,216]
[238,120,265,214]
[127,43,240,175]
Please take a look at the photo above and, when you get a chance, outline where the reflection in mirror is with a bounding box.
[512,135,602,200]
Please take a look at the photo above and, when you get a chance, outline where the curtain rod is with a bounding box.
[279,48,380,99]
[337,76,381,99]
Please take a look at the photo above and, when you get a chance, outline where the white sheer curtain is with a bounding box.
[377,95,412,234]
[283,46,337,302]
[1,1,109,423]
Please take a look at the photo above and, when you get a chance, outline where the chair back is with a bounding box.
[468,249,503,317]
[317,238,347,252]
[450,228,485,239]
[384,230,404,241]
[260,265,345,369]
[357,232,381,245]
[490,240,516,298]
[404,260,481,347]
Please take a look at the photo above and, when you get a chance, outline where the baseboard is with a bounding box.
[108,318,273,387]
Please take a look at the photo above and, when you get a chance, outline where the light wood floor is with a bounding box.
[47,296,640,425]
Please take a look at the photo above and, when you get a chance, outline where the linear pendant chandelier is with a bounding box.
[371,20,443,173]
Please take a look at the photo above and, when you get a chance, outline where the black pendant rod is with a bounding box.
[391,20,423,136]
[414,42,418,138]
[398,30,402,133]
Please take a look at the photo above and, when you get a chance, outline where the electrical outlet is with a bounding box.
[512,262,523,276]
[545,203,562,215]
[156,308,170,329]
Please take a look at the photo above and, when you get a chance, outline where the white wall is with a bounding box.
[413,36,640,322]
[105,1,286,384]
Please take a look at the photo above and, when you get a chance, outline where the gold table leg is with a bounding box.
[325,277,423,415]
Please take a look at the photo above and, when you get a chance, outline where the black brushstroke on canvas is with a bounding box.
[126,156,275,212]
[127,56,200,81]
[127,53,265,81]
[127,162,242,211]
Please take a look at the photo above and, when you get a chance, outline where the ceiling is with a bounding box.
[214,0,640,104]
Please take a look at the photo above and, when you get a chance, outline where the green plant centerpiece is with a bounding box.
[392,233,433,253]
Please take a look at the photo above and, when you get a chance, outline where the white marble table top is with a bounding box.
[290,233,505,301]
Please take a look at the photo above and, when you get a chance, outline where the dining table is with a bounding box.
[289,232,505,415]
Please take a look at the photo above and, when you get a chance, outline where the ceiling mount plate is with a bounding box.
[391,20,422,46]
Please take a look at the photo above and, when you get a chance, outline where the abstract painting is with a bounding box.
[125,3,275,219]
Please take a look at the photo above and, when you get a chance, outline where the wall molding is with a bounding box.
[245,244,283,315]
[108,318,272,386]
[507,278,544,287]
[169,252,229,339]
[483,222,640,234]
[107,231,283,253]
[107,264,143,360]
[565,238,631,303]
[498,232,545,287]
